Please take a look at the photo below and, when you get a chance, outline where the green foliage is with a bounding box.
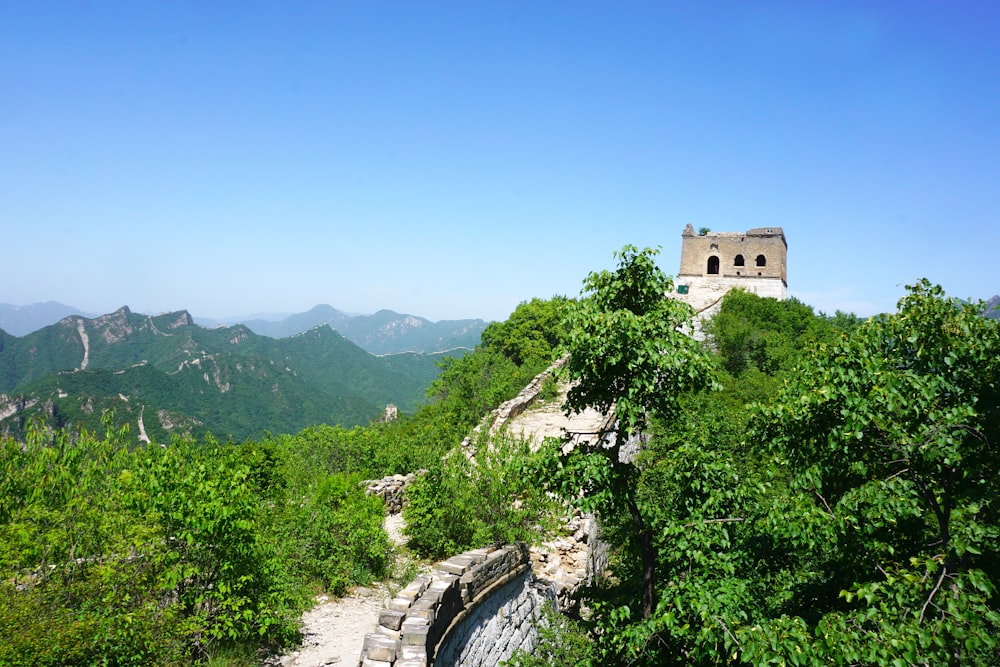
[704,288,861,380]
[404,433,557,560]
[480,296,570,367]
[275,472,390,596]
[427,296,570,430]
[427,349,525,427]
[550,245,717,621]
[563,245,716,432]
[504,602,596,667]
[0,416,398,664]
[739,279,1000,665]
[580,279,1000,666]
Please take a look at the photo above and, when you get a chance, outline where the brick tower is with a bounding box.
[673,224,787,318]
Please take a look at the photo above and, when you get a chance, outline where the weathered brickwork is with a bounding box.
[672,225,789,331]
[678,224,787,284]
[358,543,555,667]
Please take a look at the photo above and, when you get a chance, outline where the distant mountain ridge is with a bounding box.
[198,304,488,355]
[0,301,487,355]
[0,301,94,336]
[0,306,450,442]
[984,295,1000,320]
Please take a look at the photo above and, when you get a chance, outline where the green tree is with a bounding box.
[739,280,1000,664]
[404,433,557,560]
[480,296,570,367]
[553,245,717,619]
[704,289,860,379]
[427,295,570,428]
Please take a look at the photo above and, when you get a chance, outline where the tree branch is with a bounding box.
[919,564,948,623]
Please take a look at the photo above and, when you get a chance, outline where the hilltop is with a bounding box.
[1,302,488,355]
[0,306,453,442]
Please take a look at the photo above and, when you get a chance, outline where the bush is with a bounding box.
[403,433,557,560]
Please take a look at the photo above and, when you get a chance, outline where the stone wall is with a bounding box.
[678,224,787,284]
[459,356,569,456]
[358,543,553,667]
[435,569,553,667]
[365,472,421,515]
[673,275,788,318]
[530,510,607,614]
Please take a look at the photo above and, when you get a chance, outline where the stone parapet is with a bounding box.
[358,543,551,667]
[364,472,423,515]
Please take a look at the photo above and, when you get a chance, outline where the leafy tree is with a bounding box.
[739,280,1000,665]
[427,296,570,428]
[480,296,570,367]
[404,433,557,560]
[704,288,860,380]
[586,280,1000,665]
[551,245,717,619]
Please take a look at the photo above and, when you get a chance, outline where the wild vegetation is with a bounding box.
[0,296,568,665]
[2,249,998,666]
[520,250,999,666]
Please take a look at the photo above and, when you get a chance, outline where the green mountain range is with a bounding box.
[1,301,488,354]
[199,304,488,354]
[0,306,452,442]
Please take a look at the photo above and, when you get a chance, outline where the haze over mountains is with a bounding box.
[0,303,486,442]
[0,301,488,354]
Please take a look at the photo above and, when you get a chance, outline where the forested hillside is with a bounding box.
[0,295,569,666]
[2,250,998,666]
[0,307,446,441]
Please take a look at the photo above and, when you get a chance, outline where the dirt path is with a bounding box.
[269,386,609,666]
[272,585,392,667]
[269,516,410,666]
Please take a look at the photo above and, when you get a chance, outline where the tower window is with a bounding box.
[755,254,766,267]
[707,256,720,275]
[734,254,745,266]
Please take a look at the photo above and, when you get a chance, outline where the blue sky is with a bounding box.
[2,1,998,322]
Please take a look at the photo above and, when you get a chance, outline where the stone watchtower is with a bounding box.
[672,224,787,317]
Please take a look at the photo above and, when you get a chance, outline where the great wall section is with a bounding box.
[274,226,789,667]
[270,357,612,667]
[356,358,612,667]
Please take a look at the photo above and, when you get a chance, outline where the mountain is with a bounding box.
[338,310,487,355]
[204,305,488,354]
[231,304,354,340]
[3,302,487,355]
[0,307,448,442]
[984,295,1000,320]
[0,301,93,337]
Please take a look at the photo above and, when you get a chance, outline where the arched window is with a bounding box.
[755,254,766,267]
[707,256,720,275]
[734,254,745,266]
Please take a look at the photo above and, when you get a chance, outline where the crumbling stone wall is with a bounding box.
[678,224,787,284]
[358,543,554,667]
[364,473,421,515]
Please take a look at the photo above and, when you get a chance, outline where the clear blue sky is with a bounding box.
[2,1,997,322]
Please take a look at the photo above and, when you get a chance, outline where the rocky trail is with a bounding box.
[269,515,414,667]
[268,373,610,667]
